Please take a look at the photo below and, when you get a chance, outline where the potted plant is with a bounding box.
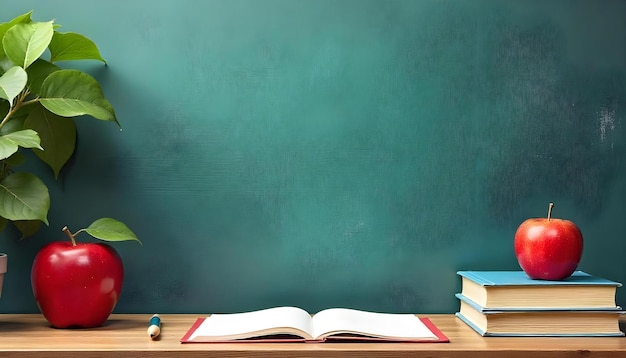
[0,11,115,235]
[0,11,139,309]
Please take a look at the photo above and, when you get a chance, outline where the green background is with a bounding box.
[1,0,625,314]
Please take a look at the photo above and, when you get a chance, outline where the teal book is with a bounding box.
[455,293,625,337]
[457,271,622,310]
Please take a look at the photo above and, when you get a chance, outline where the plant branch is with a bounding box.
[0,90,39,130]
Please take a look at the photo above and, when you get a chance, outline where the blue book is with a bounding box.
[457,271,621,310]
[455,293,625,337]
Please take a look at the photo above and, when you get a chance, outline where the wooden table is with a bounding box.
[0,314,624,357]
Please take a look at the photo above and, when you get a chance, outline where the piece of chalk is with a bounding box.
[147,314,161,339]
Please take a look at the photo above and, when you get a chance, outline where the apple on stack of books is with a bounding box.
[456,203,624,337]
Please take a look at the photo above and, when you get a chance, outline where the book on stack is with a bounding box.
[455,270,624,337]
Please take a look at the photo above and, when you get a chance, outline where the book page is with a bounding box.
[311,308,439,341]
[188,306,314,341]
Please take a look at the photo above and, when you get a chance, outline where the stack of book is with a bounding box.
[455,270,624,337]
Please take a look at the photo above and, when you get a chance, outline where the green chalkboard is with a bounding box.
[1,0,625,315]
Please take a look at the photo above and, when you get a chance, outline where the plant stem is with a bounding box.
[547,202,554,222]
[62,226,77,246]
[0,91,38,130]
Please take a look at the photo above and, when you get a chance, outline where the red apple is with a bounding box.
[31,240,124,328]
[31,219,139,328]
[514,203,583,280]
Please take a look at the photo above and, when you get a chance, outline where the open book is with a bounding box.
[180,306,449,343]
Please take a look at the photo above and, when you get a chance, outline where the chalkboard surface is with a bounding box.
[2,0,625,315]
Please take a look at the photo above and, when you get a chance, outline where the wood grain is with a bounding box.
[0,314,623,357]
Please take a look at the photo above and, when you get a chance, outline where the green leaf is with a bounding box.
[0,11,33,57]
[3,21,54,69]
[26,59,59,94]
[0,12,33,36]
[83,218,142,244]
[0,56,15,73]
[0,172,49,224]
[0,129,42,160]
[39,69,119,125]
[13,219,41,239]
[0,216,7,234]
[0,109,26,135]
[0,66,27,105]
[25,105,76,178]
[49,32,106,63]
[3,151,26,167]
[0,96,7,119]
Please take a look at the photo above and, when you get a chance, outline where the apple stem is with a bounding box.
[62,226,77,246]
[547,202,554,222]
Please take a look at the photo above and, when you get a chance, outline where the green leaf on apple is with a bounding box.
[75,218,141,244]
